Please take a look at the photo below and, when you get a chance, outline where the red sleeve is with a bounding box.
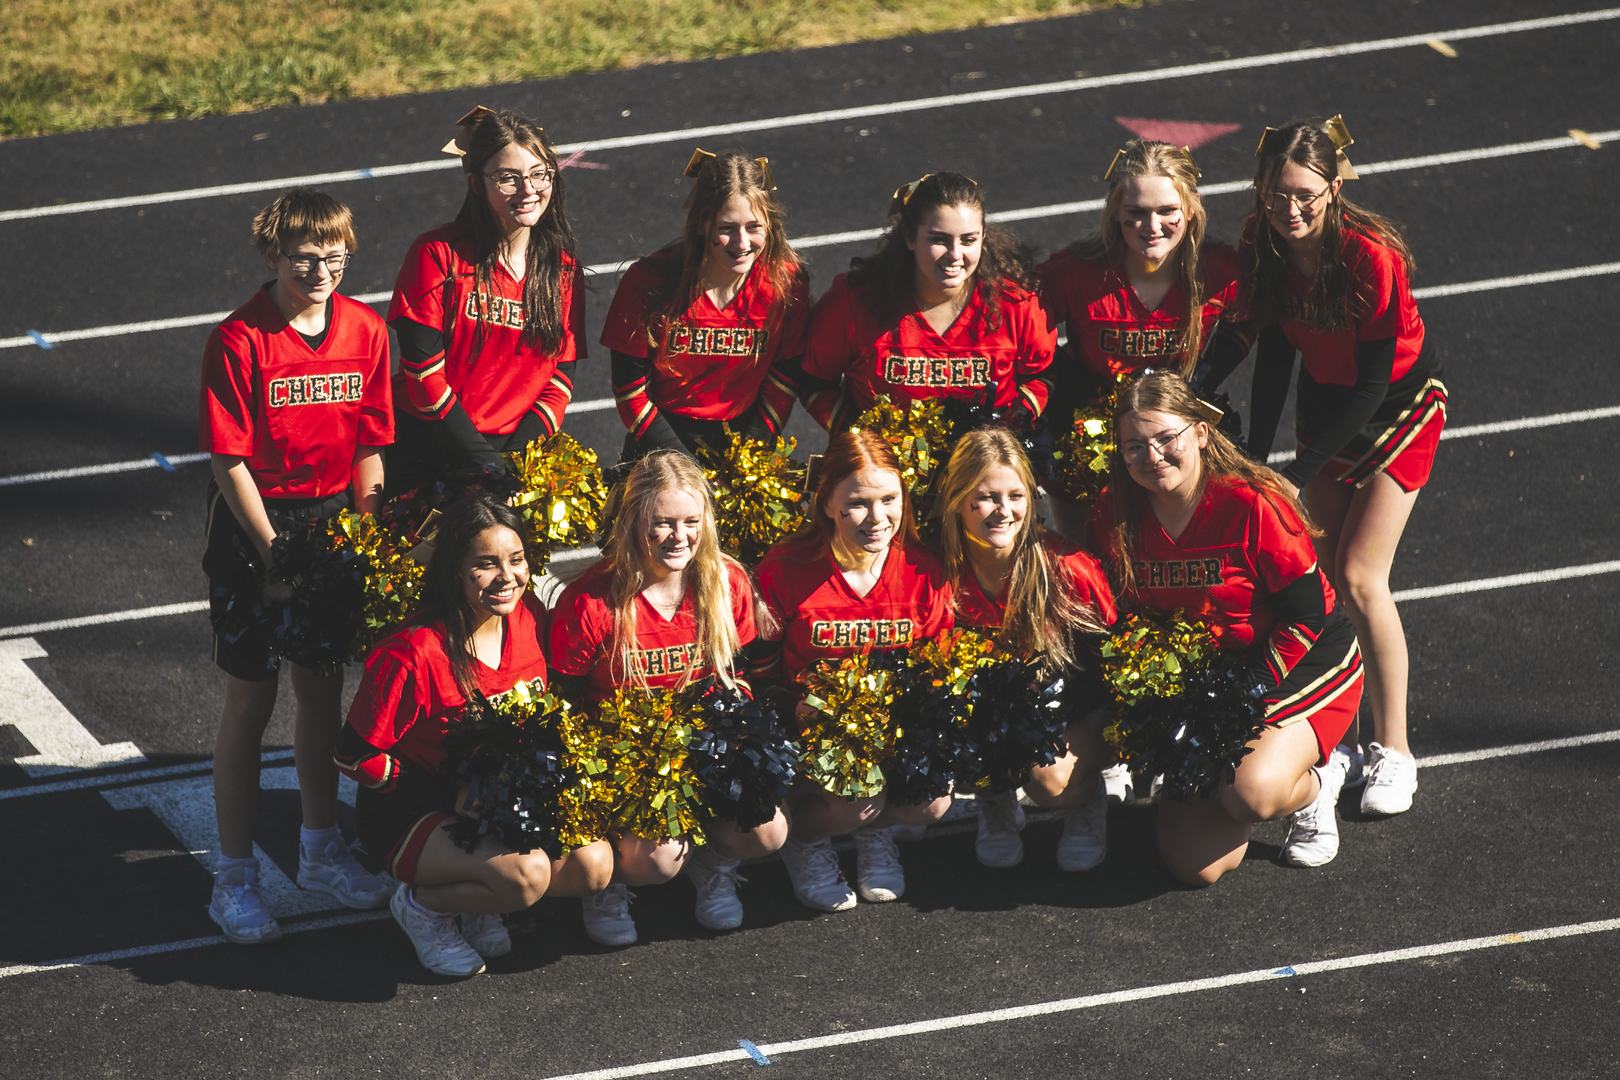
[801,275,858,429]
[545,573,611,678]
[756,270,812,434]
[339,640,424,791]
[729,562,758,648]
[198,325,258,457]
[1035,252,1073,330]
[356,306,395,447]
[1064,549,1118,626]
[1350,236,1402,342]
[746,553,791,682]
[388,235,458,420]
[602,263,660,436]
[531,259,585,435]
[1012,287,1057,416]
[912,548,956,640]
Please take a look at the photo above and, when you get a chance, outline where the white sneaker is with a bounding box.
[1281,762,1346,868]
[853,826,906,902]
[298,837,394,910]
[581,884,638,946]
[779,836,857,912]
[1055,782,1108,872]
[458,912,512,958]
[1332,742,1365,788]
[390,887,484,977]
[1361,742,1417,816]
[1100,763,1135,805]
[974,789,1026,868]
[209,861,283,945]
[889,822,929,843]
[684,847,746,930]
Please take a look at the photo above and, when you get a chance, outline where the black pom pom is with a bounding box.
[208,532,280,679]
[956,658,1071,794]
[683,681,799,831]
[883,649,972,807]
[438,692,576,858]
[1113,661,1268,802]
[268,518,369,676]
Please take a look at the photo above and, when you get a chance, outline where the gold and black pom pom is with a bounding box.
[1049,372,1128,507]
[680,679,799,830]
[799,649,905,800]
[506,433,610,569]
[266,515,369,676]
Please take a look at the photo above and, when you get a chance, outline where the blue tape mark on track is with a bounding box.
[1273,966,1298,976]
[737,1041,770,1065]
[26,331,52,349]
[360,168,375,178]
[150,452,175,471]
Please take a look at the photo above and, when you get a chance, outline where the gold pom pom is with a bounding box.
[506,433,610,568]
[849,395,951,507]
[697,429,808,563]
[563,689,708,843]
[1049,374,1127,508]
[800,650,899,799]
[325,510,428,662]
[1097,611,1217,753]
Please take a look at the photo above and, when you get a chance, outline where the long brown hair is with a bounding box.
[597,451,747,690]
[1070,140,1210,375]
[848,171,1037,330]
[455,108,579,355]
[643,150,804,348]
[937,428,1106,668]
[782,430,918,557]
[1102,371,1318,601]
[417,495,533,704]
[1247,120,1415,331]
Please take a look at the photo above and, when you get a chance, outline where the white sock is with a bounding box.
[300,825,343,855]
[216,854,258,875]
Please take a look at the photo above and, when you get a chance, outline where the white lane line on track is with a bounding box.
[2,9,1615,226]
[1267,402,1620,464]
[1391,560,1620,602]
[4,130,1615,353]
[0,451,210,486]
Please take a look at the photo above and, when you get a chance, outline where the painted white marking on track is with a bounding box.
[0,638,145,774]
[1391,560,1620,602]
[1,9,1615,225]
[5,132,1614,354]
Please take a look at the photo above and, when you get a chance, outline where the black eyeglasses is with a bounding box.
[282,252,352,274]
[1121,422,1196,463]
[484,167,557,194]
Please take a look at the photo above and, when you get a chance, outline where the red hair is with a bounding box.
[784,430,917,556]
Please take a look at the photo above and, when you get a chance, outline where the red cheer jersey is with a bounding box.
[345,592,550,774]
[1036,244,1243,380]
[600,250,809,435]
[1240,221,1425,386]
[387,222,586,434]
[546,559,758,704]
[952,531,1118,631]
[1091,476,1336,661]
[755,541,955,685]
[801,273,1055,425]
[198,287,393,500]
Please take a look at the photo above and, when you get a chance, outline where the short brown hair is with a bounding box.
[251,188,357,256]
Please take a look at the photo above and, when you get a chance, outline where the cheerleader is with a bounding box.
[600,149,810,461]
[336,496,615,976]
[799,171,1056,431]
[1091,372,1365,884]
[1038,139,1251,540]
[934,427,1118,870]
[547,452,785,943]
[751,431,956,910]
[387,106,586,486]
[1205,118,1442,816]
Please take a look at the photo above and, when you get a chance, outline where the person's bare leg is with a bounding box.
[289,662,345,830]
[214,674,279,859]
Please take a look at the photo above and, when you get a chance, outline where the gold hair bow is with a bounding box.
[683,147,716,177]
[681,149,778,207]
[440,105,503,157]
[1104,144,1202,182]
[1254,114,1357,179]
[893,173,935,207]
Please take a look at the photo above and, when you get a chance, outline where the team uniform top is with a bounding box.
[953,532,1119,631]
[1091,477,1342,698]
[337,592,550,790]
[600,250,810,438]
[1036,244,1245,381]
[800,273,1056,429]
[753,541,955,686]
[199,285,393,500]
[387,222,586,436]
[546,559,758,704]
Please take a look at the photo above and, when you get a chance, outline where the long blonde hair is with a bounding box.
[1070,139,1210,375]
[600,451,746,690]
[936,428,1106,669]
[1102,371,1319,601]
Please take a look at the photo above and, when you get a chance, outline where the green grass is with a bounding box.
[0,0,1155,139]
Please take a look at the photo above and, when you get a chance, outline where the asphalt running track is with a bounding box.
[2,0,1618,1076]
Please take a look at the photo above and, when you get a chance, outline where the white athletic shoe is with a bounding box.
[458,912,512,958]
[853,826,906,902]
[889,822,929,843]
[1100,763,1135,805]
[1055,782,1108,872]
[390,887,484,977]
[1360,742,1417,816]
[684,847,746,930]
[974,789,1026,868]
[1281,761,1347,868]
[779,836,857,912]
[209,862,283,945]
[581,884,638,947]
[1332,742,1366,788]
[297,837,394,910]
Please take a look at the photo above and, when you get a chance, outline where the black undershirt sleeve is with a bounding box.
[609,349,686,453]
[548,670,590,709]
[1190,319,1255,394]
[392,317,503,469]
[1245,325,1297,465]
[1244,571,1329,692]
[1281,336,1396,488]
